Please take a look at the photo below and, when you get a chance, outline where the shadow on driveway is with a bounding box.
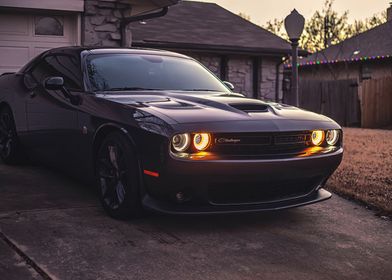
[1,162,391,280]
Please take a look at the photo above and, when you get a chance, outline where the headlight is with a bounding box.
[172,133,190,152]
[326,130,339,146]
[311,130,324,146]
[193,133,211,151]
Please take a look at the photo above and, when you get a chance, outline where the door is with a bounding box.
[0,12,79,74]
[24,53,83,168]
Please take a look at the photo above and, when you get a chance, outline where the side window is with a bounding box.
[29,55,83,91]
[44,55,83,91]
[30,59,52,84]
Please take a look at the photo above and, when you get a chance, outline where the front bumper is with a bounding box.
[141,147,343,214]
[142,188,332,215]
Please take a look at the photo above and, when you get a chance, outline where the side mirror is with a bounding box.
[223,81,235,91]
[44,76,64,90]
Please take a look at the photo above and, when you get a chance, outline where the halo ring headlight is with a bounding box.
[311,130,324,146]
[172,133,191,152]
[326,130,339,146]
[193,133,211,151]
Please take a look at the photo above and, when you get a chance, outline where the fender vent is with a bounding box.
[229,103,268,113]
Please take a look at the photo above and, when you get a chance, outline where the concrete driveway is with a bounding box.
[0,162,391,280]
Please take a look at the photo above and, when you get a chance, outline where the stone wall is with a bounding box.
[187,53,221,77]
[260,57,282,101]
[83,0,132,47]
[227,56,253,97]
[188,54,282,100]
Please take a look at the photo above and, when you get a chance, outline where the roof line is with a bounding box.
[132,41,308,56]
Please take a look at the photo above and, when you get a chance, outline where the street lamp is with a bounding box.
[284,9,305,107]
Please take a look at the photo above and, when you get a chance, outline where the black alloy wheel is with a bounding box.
[96,132,143,219]
[0,106,22,164]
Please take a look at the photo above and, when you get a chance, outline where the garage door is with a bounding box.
[0,12,79,74]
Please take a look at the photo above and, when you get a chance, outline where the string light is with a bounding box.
[285,54,391,68]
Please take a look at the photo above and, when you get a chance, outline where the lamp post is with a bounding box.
[284,9,305,107]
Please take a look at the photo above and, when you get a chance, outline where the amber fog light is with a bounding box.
[193,133,211,151]
[311,130,324,146]
[326,130,339,146]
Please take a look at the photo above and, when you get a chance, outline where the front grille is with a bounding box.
[213,131,311,157]
[208,177,321,205]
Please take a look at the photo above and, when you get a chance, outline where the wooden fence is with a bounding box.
[298,79,361,127]
[361,77,392,128]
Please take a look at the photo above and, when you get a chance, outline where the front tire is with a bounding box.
[95,132,143,219]
[0,106,23,164]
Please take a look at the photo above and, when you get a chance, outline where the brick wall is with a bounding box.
[83,0,132,47]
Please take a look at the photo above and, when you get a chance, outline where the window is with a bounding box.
[34,16,64,36]
[30,55,83,91]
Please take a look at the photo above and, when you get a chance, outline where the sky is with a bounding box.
[190,0,389,26]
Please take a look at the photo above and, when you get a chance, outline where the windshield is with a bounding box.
[86,53,230,93]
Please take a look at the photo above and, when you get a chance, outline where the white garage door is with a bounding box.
[0,12,79,74]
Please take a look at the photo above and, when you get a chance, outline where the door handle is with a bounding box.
[30,91,37,98]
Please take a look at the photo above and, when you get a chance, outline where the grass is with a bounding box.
[326,127,392,217]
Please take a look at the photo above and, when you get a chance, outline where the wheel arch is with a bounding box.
[93,123,139,159]
[92,123,146,198]
[0,102,16,127]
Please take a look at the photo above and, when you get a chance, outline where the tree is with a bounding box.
[264,0,387,53]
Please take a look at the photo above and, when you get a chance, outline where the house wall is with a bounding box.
[0,0,84,11]
[83,0,132,47]
[227,56,253,97]
[183,52,282,101]
[260,57,282,101]
[299,60,392,82]
[187,53,221,77]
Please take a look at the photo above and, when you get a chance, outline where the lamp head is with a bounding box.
[284,9,305,41]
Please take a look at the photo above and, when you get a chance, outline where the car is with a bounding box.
[0,47,343,218]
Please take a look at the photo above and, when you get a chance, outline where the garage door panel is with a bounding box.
[0,14,29,36]
[0,46,30,68]
[32,44,71,57]
[0,12,78,75]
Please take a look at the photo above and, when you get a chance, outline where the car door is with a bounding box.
[24,54,83,169]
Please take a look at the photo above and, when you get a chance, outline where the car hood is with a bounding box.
[97,91,339,131]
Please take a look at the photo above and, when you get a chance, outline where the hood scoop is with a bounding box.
[229,103,269,113]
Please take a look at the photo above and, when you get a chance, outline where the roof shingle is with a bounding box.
[300,20,392,64]
[130,1,292,55]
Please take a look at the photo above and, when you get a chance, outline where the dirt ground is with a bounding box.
[326,127,392,217]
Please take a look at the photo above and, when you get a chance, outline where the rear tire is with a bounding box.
[95,131,144,219]
[0,106,23,164]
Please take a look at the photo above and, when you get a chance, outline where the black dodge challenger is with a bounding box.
[0,47,343,218]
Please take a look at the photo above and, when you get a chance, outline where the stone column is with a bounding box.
[83,0,132,47]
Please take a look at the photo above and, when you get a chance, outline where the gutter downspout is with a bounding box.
[275,60,283,102]
[120,6,169,47]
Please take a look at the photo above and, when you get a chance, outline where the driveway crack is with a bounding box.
[0,231,52,280]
